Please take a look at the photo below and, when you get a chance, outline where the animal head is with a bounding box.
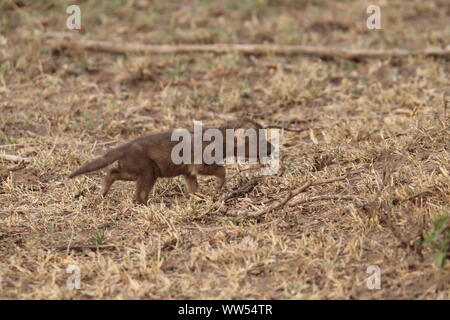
[221,118,274,160]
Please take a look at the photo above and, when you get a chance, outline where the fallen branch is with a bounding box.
[264,125,324,132]
[220,177,260,202]
[193,178,261,220]
[0,153,30,163]
[288,195,356,207]
[6,161,27,171]
[202,111,237,121]
[0,144,23,148]
[247,175,347,218]
[282,117,319,125]
[396,190,432,205]
[56,244,117,252]
[45,32,450,59]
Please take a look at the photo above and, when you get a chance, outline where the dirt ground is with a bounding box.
[0,0,449,299]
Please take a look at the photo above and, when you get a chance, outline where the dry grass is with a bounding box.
[0,0,449,299]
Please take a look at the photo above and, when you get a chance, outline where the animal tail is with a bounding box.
[68,145,127,179]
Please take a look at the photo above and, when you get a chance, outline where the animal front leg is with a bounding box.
[198,165,226,190]
[213,166,226,190]
[184,174,199,194]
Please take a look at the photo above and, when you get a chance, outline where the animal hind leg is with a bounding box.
[134,168,157,205]
[102,168,136,197]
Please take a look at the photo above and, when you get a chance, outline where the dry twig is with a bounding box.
[288,195,357,207]
[264,125,324,132]
[247,175,348,218]
[0,153,30,163]
[220,177,260,203]
[45,32,450,59]
[56,244,117,252]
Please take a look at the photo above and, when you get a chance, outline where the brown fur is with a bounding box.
[68,119,273,204]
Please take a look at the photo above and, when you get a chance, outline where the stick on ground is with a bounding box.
[45,32,450,59]
[264,125,324,132]
[0,153,30,163]
[220,177,260,203]
[288,195,357,207]
[56,244,117,252]
[247,176,348,218]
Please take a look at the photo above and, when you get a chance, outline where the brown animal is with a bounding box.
[68,119,273,204]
